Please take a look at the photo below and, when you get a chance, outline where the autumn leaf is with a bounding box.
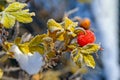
[29,45,44,55]
[64,17,78,31]
[18,43,30,54]
[64,17,78,37]
[4,41,13,50]
[9,10,35,23]
[47,19,63,33]
[29,34,47,46]
[83,55,95,68]
[0,69,3,79]
[1,12,15,28]
[72,52,83,67]
[0,2,35,28]
[47,19,64,41]
[71,43,100,68]
[71,48,83,67]
[42,37,56,58]
[80,43,100,54]
[14,37,21,45]
[4,2,27,12]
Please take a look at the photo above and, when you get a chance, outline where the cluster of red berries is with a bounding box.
[77,18,96,47]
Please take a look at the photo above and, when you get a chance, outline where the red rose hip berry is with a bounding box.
[79,18,91,30]
[77,30,96,46]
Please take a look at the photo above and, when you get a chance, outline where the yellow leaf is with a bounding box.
[56,33,64,41]
[47,19,64,41]
[63,17,78,38]
[14,37,21,45]
[29,34,47,46]
[5,2,27,12]
[71,48,83,67]
[28,34,47,54]
[64,17,78,32]
[1,12,15,28]
[0,69,3,79]
[43,36,53,43]
[18,43,30,54]
[47,19,64,33]
[46,50,56,59]
[29,45,44,54]
[80,43,100,54]
[72,49,83,67]
[68,44,76,50]
[67,31,76,37]
[63,31,74,45]
[4,41,13,50]
[47,30,64,42]
[83,55,95,68]
[10,11,35,23]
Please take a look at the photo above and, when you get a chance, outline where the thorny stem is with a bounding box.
[0,28,7,52]
[11,22,19,41]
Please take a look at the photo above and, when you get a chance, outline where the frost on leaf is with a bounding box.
[4,2,27,12]
[83,55,95,68]
[47,19,64,41]
[1,12,15,28]
[0,2,35,28]
[71,43,100,68]
[80,43,100,54]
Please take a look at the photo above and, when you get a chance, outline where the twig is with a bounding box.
[64,7,79,17]
[2,76,18,80]
[4,67,21,72]
[12,22,19,41]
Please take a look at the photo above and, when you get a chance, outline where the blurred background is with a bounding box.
[0,0,120,80]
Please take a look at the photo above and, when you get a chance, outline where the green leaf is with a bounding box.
[80,43,100,54]
[10,10,35,23]
[5,2,27,12]
[1,12,15,28]
[83,55,95,68]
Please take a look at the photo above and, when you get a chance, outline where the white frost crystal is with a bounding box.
[10,45,45,75]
